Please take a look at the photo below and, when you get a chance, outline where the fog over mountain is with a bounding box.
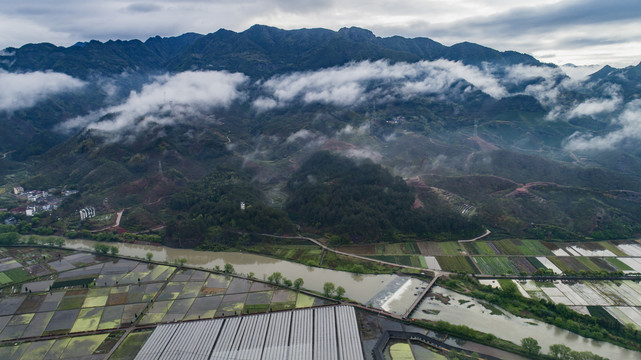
[3,25,641,241]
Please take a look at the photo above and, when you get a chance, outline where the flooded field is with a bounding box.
[0,246,336,359]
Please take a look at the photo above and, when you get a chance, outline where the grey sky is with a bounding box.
[0,0,639,67]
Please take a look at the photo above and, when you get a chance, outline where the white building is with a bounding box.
[13,187,24,195]
[79,207,96,220]
[26,206,37,216]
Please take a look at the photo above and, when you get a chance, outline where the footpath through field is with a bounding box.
[253,233,455,277]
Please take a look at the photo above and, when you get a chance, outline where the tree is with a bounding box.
[224,263,235,273]
[93,243,110,254]
[0,232,20,245]
[501,280,520,298]
[283,279,292,287]
[293,278,304,290]
[549,344,572,359]
[447,349,461,360]
[521,337,541,356]
[270,272,282,284]
[248,272,255,279]
[323,282,335,297]
[178,258,187,267]
[146,252,153,261]
[335,286,346,299]
[109,246,119,256]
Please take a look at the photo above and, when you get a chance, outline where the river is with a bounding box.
[414,286,640,360]
[64,239,640,359]
[63,239,410,308]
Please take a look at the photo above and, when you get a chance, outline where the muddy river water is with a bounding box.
[64,239,402,305]
[415,286,640,360]
[65,239,640,359]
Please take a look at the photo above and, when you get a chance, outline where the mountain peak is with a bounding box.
[338,27,376,41]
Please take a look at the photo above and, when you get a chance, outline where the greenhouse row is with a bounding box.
[134,305,364,360]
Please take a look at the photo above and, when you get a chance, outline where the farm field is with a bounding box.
[435,256,477,274]
[514,278,641,329]
[0,246,334,359]
[472,257,519,275]
[418,239,641,277]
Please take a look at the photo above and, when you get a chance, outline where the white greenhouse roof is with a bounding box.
[134,305,364,360]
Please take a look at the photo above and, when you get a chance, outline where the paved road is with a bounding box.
[458,228,491,243]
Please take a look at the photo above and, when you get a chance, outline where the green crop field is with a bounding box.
[110,330,153,360]
[0,272,12,284]
[295,293,315,308]
[462,241,497,255]
[515,240,553,256]
[4,268,31,283]
[491,240,522,255]
[437,242,466,256]
[599,242,627,256]
[526,257,547,270]
[473,257,519,275]
[606,258,633,271]
[375,243,419,255]
[435,256,477,273]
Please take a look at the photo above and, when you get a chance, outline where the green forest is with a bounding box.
[286,152,482,243]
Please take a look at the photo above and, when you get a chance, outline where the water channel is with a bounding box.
[64,239,640,359]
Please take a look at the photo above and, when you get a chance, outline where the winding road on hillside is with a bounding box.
[0,150,15,160]
[90,209,125,233]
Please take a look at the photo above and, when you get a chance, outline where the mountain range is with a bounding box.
[2,25,641,246]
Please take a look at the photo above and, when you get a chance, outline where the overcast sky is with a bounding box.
[0,0,639,68]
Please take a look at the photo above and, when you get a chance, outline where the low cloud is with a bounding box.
[286,129,316,143]
[502,64,572,106]
[568,97,622,118]
[58,71,248,137]
[254,59,509,110]
[560,64,602,80]
[568,85,622,118]
[342,147,383,162]
[564,100,641,151]
[0,70,85,111]
[337,122,370,137]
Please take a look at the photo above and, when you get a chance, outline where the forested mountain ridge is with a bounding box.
[2,25,641,246]
[1,25,542,78]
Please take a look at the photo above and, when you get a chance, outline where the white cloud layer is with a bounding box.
[255,59,508,110]
[568,97,622,119]
[58,70,247,136]
[0,70,85,111]
[564,100,641,151]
